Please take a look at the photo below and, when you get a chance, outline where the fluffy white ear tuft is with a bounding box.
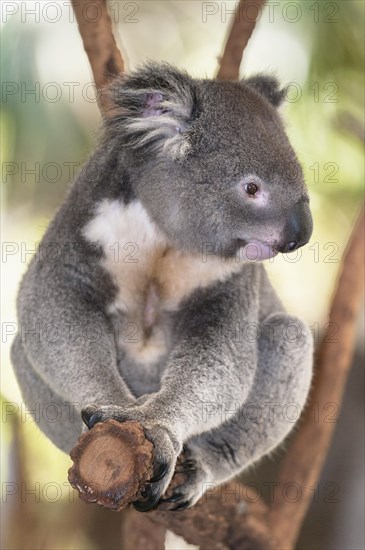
[106,63,196,159]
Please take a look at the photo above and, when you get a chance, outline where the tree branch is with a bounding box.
[71,0,125,113]
[267,204,365,549]
[216,0,266,81]
[125,483,274,550]
[68,420,153,509]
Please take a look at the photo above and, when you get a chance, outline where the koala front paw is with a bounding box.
[81,403,142,428]
[133,424,181,512]
[81,404,182,512]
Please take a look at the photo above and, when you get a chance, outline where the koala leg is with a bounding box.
[163,313,313,509]
[11,334,83,453]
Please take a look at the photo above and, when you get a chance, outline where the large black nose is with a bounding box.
[277,201,313,253]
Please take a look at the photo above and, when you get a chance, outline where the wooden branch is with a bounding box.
[216,0,266,81]
[268,204,365,549]
[125,483,273,550]
[71,0,125,113]
[68,420,153,510]
[336,112,365,143]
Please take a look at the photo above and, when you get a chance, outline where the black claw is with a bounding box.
[183,459,197,467]
[81,408,101,429]
[171,500,191,511]
[175,467,197,474]
[81,409,90,427]
[160,492,184,503]
[132,492,161,512]
[149,463,168,483]
[175,464,197,471]
[88,411,103,428]
[175,459,197,474]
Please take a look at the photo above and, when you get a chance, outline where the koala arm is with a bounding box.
[146,266,283,442]
[164,311,314,508]
[150,273,264,440]
[15,261,135,408]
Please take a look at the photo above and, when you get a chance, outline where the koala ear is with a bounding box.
[243,75,285,107]
[106,62,196,158]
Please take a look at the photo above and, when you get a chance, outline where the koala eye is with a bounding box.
[245,182,259,196]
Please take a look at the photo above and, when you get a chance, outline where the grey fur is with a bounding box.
[11,63,313,510]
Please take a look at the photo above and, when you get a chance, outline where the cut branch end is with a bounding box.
[68,420,153,511]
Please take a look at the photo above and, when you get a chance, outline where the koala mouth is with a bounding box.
[237,240,279,261]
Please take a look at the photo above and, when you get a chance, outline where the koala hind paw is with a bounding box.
[160,453,209,511]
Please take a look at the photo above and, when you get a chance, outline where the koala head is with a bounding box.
[106,63,312,261]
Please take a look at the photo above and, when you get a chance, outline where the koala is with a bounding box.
[11,63,313,512]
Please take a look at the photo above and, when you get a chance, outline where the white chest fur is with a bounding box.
[82,199,241,363]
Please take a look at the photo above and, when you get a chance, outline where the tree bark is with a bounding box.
[69,420,153,510]
[71,0,125,113]
[216,0,266,81]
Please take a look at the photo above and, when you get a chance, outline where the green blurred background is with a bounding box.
[1,1,364,548]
